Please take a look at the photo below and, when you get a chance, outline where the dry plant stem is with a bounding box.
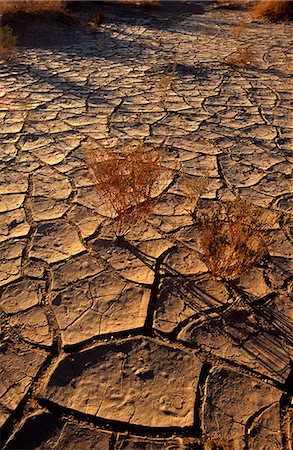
[204,436,230,450]
[88,13,103,30]
[199,197,272,280]
[0,26,17,59]
[83,142,163,237]
[179,173,209,218]
[225,46,254,67]
[232,23,246,38]
[157,74,172,110]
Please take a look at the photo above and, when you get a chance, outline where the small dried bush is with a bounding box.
[178,173,209,217]
[157,73,172,108]
[0,1,66,14]
[88,13,103,30]
[199,197,272,280]
[83,142,163,236]
[225,46,254,67]
[252,0,293,21]
[0,26,17,59]
[232,23,246,38]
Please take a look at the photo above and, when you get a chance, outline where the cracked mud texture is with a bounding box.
[44,337,202,427]
[0,1,292,449]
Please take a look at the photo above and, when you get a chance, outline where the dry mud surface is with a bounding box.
[0,2,293,449]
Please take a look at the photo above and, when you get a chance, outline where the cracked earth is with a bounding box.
[0,2,292,449]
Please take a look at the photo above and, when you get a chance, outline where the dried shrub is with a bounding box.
[252,0,293,21]
[232,23,246,38]
[199,197,272,280]
[156,69,176,108]
[157,73,172,108]
[83,142,163,236]
[225,46,254,67]
[88,12,103,30]
[0,26,17,59]
[178,173,209,216]
[0,1,66,14]
[155,52,178,109]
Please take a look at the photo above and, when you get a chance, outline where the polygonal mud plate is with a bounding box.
[43,337,202,428]
[203,367,282,449]
[30,220,86,264]
[0,342,47,412]
[51,270,151,346]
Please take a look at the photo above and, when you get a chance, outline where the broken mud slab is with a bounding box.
[42,337,202,428]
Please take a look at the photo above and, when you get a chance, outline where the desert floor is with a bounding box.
[0,1,293,449]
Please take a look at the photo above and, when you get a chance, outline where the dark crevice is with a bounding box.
[1,353,51,447]
[37,398,195,439]
[144,245,177,331]
[63,327,145,353]
[193,362,212,439]
[109,431,117,450]
[244,403,275,450]
[43,268,62,357]
[280,363,293,449]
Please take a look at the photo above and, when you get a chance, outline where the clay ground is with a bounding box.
[0,1,292,449]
